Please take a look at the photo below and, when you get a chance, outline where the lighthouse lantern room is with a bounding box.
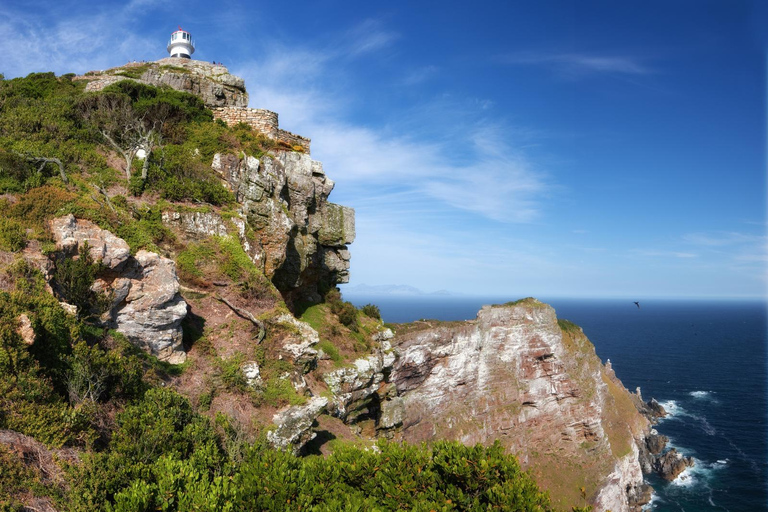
[167,27,195,59]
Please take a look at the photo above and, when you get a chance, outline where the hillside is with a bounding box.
[0,63,679,511]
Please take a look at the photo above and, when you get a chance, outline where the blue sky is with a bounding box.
[2,0,766,299]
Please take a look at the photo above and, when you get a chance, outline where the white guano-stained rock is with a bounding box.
[391,300,650,512]
[267,396,328,454]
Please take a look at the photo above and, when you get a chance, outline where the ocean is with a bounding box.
[345,295,768,512]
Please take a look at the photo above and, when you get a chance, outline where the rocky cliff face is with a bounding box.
[389,299,651,512]
[212,151,354,304]
[77,58,248,108]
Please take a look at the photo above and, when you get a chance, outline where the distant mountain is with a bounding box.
[342,284,453,297]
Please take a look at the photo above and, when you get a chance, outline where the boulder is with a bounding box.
[49,216,187,364]
[267,397,328,454]
[16,314,35,345]
[49,214,130,269]
[111,250,188,364]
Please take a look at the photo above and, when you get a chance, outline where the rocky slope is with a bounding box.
[389,299,651,512]
[0,61,682,511]
[76,58,248,108]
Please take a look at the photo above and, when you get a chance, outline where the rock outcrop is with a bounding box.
[212,151,354,304]
[77,59,248,108]
[633,396,696,482]
[49,215,187,363]
[322,329,397,432]
[389,299,651,512]
[267,397,328,454]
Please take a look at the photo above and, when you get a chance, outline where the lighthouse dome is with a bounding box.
[167,28,195,59]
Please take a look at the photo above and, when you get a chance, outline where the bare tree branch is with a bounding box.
[15,153,68,184]
[215,295,266,343]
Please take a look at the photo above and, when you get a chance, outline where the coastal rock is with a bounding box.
[390,299,650,512]
[78,59,248,108]
[653,448,694,481]
[49,214,130,269]
[267,396,328,454]
[212,150,354,303]
[49,216,187,363]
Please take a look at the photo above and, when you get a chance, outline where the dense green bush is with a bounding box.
[0,219,27,252]
[360,303,381,321]
[52,242,106,319]
[92,440,553,512]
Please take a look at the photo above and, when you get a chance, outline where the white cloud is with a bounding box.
[234,34,551,224]
[502,51,652,78]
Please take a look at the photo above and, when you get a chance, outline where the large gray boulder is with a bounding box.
[49,216,188,364]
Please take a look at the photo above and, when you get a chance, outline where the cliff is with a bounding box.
[0,66,668,511]
[386,299,652,511]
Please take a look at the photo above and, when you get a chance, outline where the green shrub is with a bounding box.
[0,219,26,252]
[110,388,222,465]
[52,242,106,319]
[360,303,381,321]
[8,186,76,233]
[331,301,358,331]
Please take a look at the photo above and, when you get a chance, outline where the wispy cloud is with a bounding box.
[0,2,158,77]
[342,19,400,58]
[234,24,553,224]
[682,231,765,248]
[501,50,652,78]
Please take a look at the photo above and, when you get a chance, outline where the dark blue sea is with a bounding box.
[345,295,768,512]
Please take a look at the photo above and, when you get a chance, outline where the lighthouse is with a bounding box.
[167,27,195,59]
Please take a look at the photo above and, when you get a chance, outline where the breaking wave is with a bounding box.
[657,399,716,435]
[690,390,719,403]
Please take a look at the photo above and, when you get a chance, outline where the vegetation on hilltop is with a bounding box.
[0,72,575,511]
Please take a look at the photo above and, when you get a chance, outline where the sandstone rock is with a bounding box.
[58,302,77,316]
[78,59,248,108]
[323,333,396,425]
[48,216,188,364]
[275,314,320,371]
[16,314,35,345]
[161,210,230,239]
[379,397,406,430]
[267,397,328,454]
[213,151,355,302]
[112,250,188,364]
[49,214,130,269]
[391,300,650,512]
[318,203,355,246]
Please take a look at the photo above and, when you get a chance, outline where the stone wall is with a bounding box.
[212,106,311,154]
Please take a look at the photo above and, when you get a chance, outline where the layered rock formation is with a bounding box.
[212,151,354,304]
[77,59,248,108]
[49,215,187,363]
[389,299,651,512]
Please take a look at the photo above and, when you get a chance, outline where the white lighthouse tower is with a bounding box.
[167,27,195,59]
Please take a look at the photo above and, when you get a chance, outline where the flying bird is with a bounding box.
[633,301,640,309]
